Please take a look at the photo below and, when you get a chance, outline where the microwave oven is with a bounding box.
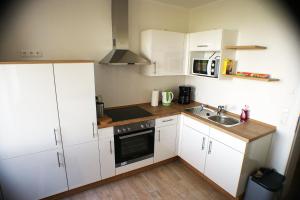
[192,58,219,77]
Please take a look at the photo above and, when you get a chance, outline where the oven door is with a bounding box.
[193,59,209,75]
[114,128,154,167]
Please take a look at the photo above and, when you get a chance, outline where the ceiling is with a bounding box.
[152,0,218,8]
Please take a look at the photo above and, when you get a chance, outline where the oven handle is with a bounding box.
[119,130,153,140]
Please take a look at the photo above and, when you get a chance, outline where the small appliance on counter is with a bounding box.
[151,89,159,107]
[161,91,174,106]
[178,86,192,104]
[96,95,104,118]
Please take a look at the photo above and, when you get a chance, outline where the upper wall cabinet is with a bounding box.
[140,29,186,76]
[186,29,238,77]
[189,29,223,51]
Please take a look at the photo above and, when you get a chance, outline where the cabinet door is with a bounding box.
[189,30,222,51]
[154,124,177,163]
[99,137,115,179]
[0,149,68,200]
[64,140,101,189]
[146,30,185,76]
[0,64,60,159]
[53,63,97,146]
[179,125,208,173]
[204,138,244,197]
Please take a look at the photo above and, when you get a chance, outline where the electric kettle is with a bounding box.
[162,91,174,106]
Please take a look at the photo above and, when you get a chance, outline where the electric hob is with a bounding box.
[104,106,152,122]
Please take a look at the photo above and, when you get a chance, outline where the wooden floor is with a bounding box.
[62,160,230,200]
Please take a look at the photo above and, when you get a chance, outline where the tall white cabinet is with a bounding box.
[0,64,68,200]
[54,63,100,189]
[0,61,99,200]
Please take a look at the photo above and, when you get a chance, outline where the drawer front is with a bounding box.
[98,127,114,139]
[209,128,246,153]
[183,116,209,136]
[156,115,178,127]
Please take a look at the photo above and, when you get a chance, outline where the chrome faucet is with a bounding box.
[217,105,225,115]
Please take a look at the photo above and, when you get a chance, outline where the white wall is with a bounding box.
[185,0,300,173]
[0,0,188,107]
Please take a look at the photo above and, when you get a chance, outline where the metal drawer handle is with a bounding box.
[208,141,212,154]
[197,45,208,47]
[109,140,113,154]
[158,130,161,142]
[201,137,206,150]
[56,152,62,167]
[92,122,95,138]
[162,119,174,123]
[153,61,157,74]
[119,130,153,139]
[53,128,58,145]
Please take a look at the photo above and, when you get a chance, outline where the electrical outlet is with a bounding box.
[20,49,43,57]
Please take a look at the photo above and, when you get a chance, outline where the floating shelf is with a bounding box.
[223,74,280,82]
[225,45,267,50]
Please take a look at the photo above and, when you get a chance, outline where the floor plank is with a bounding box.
[61,161,230,200]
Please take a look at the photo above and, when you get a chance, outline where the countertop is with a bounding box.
[98,101,276,142]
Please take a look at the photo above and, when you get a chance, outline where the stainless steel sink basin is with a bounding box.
[208,115,240,127]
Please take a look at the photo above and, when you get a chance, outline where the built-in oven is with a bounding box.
[114,120,155,167]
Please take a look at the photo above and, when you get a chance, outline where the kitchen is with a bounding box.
[0,0,300,200]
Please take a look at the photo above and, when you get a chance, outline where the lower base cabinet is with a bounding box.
[0,149,68,200]
[154,124,177,163]
[99,127,116,179]
[180,125,208,173]
[204,138,244,196]
[64,140,101,189]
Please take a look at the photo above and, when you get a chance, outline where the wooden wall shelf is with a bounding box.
[223,74,280,82]
[225,45,267,50]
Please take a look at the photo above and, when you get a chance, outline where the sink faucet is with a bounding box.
[217,105,225,115]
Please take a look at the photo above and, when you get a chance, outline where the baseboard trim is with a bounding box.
[178,157,242,200]
[41,156,178,200]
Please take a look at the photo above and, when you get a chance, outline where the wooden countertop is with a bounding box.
[98,101,276,142]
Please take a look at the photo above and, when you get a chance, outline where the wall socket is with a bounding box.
[20,49,43,57]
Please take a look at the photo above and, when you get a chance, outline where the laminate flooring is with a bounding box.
[62,160,230,200]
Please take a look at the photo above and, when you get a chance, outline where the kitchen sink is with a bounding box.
[208,115,240,127]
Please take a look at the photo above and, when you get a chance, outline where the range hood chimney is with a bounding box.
[99,0,150,65]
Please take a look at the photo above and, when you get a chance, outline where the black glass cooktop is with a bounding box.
[104,106,152,122]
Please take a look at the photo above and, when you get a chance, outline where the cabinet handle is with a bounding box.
[201,137,206,150]
[208,141,212,154]
[53,128,58,145]
[197,45,208,47]
[154,61,157,75]
[162,119,173,123]
[158,130,161,142]
[92,122,95,138]
[56,152,61,168]
[109,140,113,154]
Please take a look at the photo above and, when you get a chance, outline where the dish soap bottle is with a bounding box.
[240,105,249,122]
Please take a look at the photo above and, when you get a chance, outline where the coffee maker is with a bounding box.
[178,86,192,104]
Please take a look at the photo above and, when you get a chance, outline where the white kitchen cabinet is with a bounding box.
[63,140,101,189]
[53,63,98,146]
[154,116,178,163]
[0,64,60,160]
[189,29,223,51]
[204,138,244,196]
[154,124,177,163]
[179,125,208,173]
[54,62,101,189]
[99,127,115,179]
[0,149,68,200]
[141,29,186,76]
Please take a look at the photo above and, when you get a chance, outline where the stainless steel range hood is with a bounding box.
[100,0,150,65]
